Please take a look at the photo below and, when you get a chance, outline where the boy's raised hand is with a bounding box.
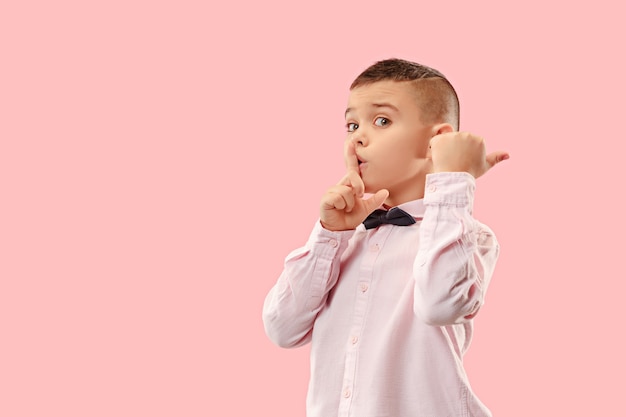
[430,132,509,178]
[320,142,389,231]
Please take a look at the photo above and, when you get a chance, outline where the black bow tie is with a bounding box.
[363,207,416,230]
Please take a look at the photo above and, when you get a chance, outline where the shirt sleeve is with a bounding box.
[413,172,500,326]
[262,221,355,348]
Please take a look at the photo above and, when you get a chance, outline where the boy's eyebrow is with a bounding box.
[345,102,400,117]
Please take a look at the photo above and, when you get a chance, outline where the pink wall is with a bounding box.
[2,1,624,415]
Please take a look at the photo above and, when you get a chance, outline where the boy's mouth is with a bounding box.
[356,155,367,175]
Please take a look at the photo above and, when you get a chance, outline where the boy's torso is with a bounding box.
[306,222,489,417]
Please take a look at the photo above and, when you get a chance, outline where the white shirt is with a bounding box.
[263,172,500,417]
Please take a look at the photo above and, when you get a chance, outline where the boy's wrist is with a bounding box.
[317,219,357,235]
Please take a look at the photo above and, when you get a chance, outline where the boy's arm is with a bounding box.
[262,222,354,348]
[412,131,508,326]
[263,141,388,348]
[413,172,499,326]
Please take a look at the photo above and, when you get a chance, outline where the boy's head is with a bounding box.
[345,58,459,205]
[350,58,459,131]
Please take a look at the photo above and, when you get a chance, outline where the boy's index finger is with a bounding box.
[344,141,360,172]
[342,142,364,198]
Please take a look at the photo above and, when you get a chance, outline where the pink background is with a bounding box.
[1,0,624,415]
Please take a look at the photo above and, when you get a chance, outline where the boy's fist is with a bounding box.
[430,132,509,178]
[320,142,389,231]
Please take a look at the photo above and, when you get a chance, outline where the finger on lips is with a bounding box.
[344,141,360,172]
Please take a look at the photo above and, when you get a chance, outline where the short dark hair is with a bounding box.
[350,58,460,130]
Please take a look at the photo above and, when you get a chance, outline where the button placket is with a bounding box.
[338,228,390,416]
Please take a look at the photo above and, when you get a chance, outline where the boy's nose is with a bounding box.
[352,131,367,146]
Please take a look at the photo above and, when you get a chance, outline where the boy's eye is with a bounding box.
[374,117,390,127]
[347,122,359,132]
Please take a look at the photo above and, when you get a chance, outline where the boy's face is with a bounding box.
[345,80,446,204]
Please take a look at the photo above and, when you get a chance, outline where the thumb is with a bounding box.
[486,151,510,168]
[363,189,389,214]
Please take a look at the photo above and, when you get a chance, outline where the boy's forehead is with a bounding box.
[346,80,418,114]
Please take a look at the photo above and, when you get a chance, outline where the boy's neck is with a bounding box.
[383,187,425,208]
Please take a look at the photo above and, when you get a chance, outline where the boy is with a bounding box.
[263,58,509,417]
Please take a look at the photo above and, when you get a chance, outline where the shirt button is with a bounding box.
[429,185,437,192]
[343,389,351,398]
[360,283,369,293]
[329,239,338,247]
[351,336,358,344]
[369,244,379,252]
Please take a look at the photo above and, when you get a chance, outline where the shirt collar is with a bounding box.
[382,198,425,220]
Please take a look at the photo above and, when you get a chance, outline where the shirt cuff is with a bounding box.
[302,220,354,258]
[424,172,476,208]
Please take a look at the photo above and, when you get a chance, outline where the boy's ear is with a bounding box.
[432,123,454,135]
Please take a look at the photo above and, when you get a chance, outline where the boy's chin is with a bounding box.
[363,185,386,196]
[363,183,377,194]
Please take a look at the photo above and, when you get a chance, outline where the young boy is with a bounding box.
[263,58,509,417]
